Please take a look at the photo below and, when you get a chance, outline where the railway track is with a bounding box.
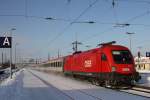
[70,75,150,99]
[118,86,150,98]
[133,85,150,93]
[132,87,150,94]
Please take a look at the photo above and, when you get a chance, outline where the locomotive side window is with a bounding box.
[101,53,107,61]
[112,50,133,64]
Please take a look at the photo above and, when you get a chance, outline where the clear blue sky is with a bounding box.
[0,0,150,61]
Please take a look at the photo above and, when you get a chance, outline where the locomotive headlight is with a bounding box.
[112,66,116,72]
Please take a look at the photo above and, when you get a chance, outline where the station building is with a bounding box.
[134,56,150,71]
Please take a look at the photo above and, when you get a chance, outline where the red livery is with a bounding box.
[48,41,141,87]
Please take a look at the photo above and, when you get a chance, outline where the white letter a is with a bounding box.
[3,37,10,46]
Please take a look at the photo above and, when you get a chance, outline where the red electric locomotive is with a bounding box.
[63,41,140,87]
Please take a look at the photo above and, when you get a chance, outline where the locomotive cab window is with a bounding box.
[101,53,107,61]
[112,50,133,64]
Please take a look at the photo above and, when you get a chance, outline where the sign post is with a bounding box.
[0,37,12,78]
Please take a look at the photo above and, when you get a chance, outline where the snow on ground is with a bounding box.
[1,69,23,86]
[0,68,149,100]
[30,69,150,100]
[0,69,72,100]
[137,70,150,87]
[138,70,150,73]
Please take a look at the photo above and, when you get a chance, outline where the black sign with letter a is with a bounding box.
[146,52,150,57]
[0,37,12,48]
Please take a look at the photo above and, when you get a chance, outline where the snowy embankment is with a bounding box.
[137,70,150,87]
[0,69,22,86]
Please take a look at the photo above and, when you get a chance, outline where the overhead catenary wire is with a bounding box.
[115,0,150,4]
[8,0,148,57]
[60,26,115,54]
[59,2,150,54]
[0,14,47,19]
[25,0,28,18]
[81,27,114,43]
[57,1,118,51]
[111,10,150,27]
[70,0,99,24]
[68,7,150,49]
[52,2,150,58]
[78,9,150,47]
[127,23,150,27]
[112,0,119,24]
[0,14,76,22]
[75,0,119,44]
[1,8,149,26]
[47,0,100,46]
[125,10,150,23]
[96,10,150,27]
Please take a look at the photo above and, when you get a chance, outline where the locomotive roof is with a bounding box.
[72,44,129,55]
[48,44,129,62]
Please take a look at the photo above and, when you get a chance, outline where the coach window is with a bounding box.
[57,62,59,67]
[59,62,61,67]
[55,62,57,67]
[101,53,107,61]
[53,62,55,67]
[60,62,62,67]
[55,62,58,67]
[58,62,60,67]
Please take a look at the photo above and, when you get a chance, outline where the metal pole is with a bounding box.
[10,39,12,79]
[48,53,50,61]
[4,53,7,64]
[58,49,60,58]
[137,46,142,70]
[126,32,135,52]
[9,28,16,79]
[15,44,16,69]
[15,43,18,69]
[2,51,3,65]
[129,34,132,51]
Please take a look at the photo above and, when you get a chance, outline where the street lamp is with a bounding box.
[9,28,16,79]
[126,32,135,52]
[137,46,142,70]
[15,43,19,69]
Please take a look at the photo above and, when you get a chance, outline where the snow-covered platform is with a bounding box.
[0,68,149,100]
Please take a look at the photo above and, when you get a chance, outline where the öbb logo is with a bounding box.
[84,60,92,68]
